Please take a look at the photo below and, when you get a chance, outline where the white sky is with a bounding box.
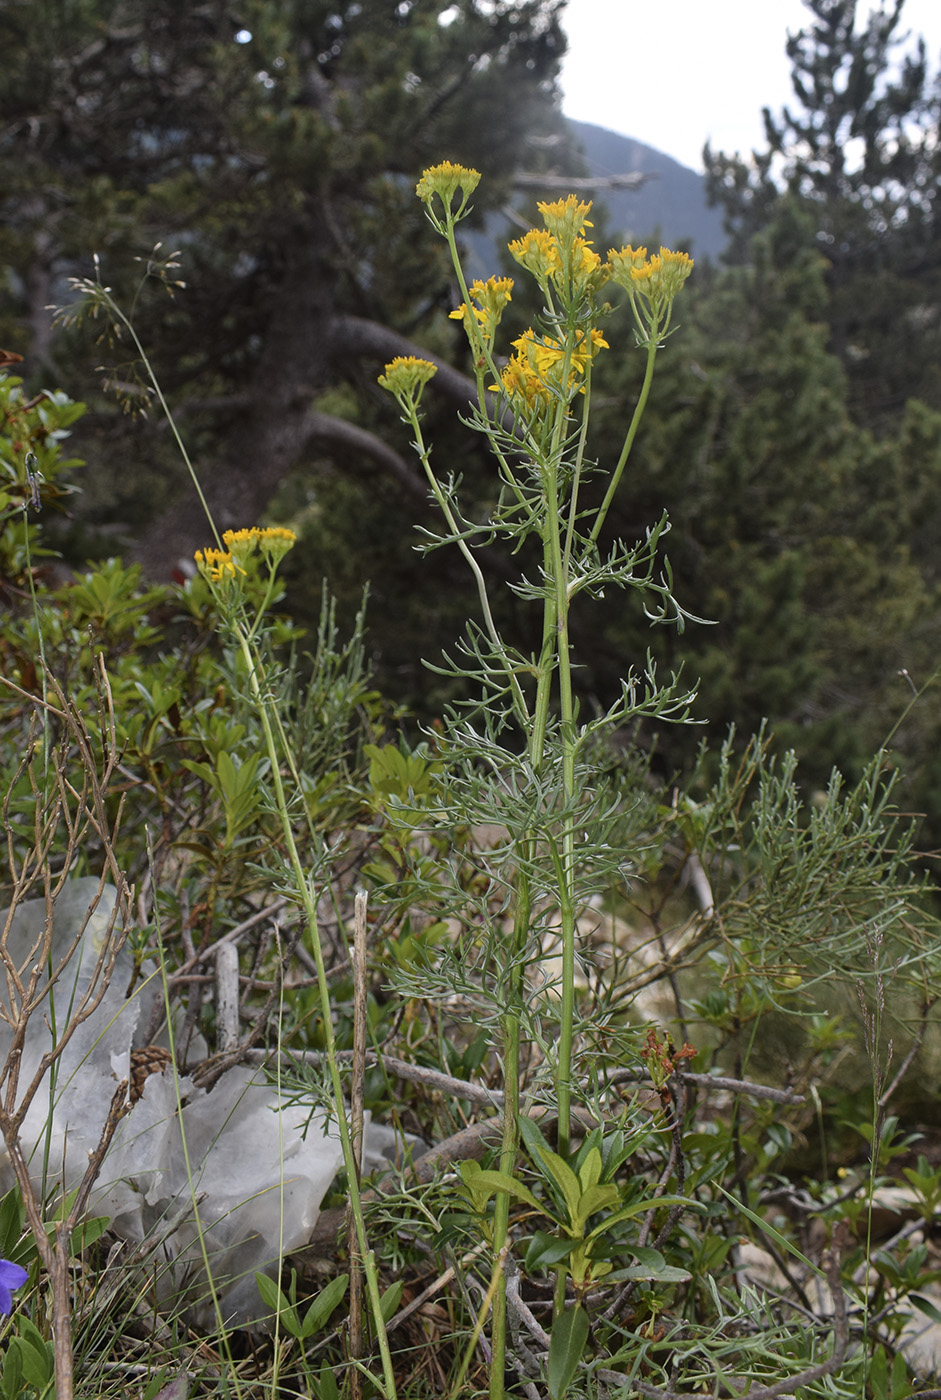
[559,0,941,172]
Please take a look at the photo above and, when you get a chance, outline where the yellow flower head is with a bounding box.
[222,528,260,564]
[222,525,298,567]
[569,237,610,295]
[508,228,563,283]
[537,195,593,246]
[571,238,601,276]
[630,254,662,291]
[607,245,649,287]
[516,327,608,379]
[194,547,240,585]
[495,326,609,408]
[658,246,694,297]
[256,526,298,549]
[509,225,608,299]
[608,244,693,310]
[574,326,609,371]
[545,328,606,380]
[449,276,514,348]
[496,353,551,412]
[415,162,481,214]
[469,276,514,320]
[378,355,438,407]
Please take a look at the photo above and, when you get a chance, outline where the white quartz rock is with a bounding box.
[0,879,365,1325]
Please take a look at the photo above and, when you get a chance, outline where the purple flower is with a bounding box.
[0,1258,27,1314]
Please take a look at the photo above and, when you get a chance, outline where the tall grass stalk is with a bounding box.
[54,250,223,551]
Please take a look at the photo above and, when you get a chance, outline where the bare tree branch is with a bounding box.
[334,315,478,407]
[304,409,426,500]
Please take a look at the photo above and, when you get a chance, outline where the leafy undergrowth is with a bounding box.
[1,548,940,1399]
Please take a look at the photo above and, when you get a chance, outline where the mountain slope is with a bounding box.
[567,120,728,260]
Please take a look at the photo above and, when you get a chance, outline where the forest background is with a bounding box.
[2,0,940,840]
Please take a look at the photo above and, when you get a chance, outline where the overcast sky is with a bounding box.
[559,0,941,172]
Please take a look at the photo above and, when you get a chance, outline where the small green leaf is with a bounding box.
[578,1146,602,1193]
[525,1231,575,1270]
[379,1279,404,1322]
[585,1194,691,1240]
[253,1276,289,1316]
[631,1246,666,1269]
[0,1189,23,1259]
[572,1182,620,1230]
[15,1317,50,1369]
[180,759,217,788]
[548,1303,589,1400]
[713,1184,824,1278]
[299,1274,349,1338]
[869,1344,889,1400]
[0,1340,23,1400]
[460,1165,542,1213]
[911,1292,941,1325]
[529,1144,581,1223]
[19,1340,53,1390]
[70,1214,109,1253]
[890,1348,911,1400]
[315,1364,340,1400]
[607,1262,692,1283]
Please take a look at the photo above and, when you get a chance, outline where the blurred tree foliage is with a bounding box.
[0,0,571,572]
[569,208,941,817]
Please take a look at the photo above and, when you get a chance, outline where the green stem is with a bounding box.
[588,326,659,548]
[541,443,577,1163]
[536,396,581,1322]
[409,412,530,726]
[489,873,531,1400]
[235,627,398,1400]
[563,366,593,579]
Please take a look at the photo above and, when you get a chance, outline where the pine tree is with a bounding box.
[705,0,941,427]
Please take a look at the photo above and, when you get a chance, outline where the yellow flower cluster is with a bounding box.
[508,216,607,298]
[607,245,649,280]
[378,356,438,403]
[536,194,593,244]
[608,245,694,309]
[194,526,297,585]
[496,327,609,410]
[507,228,562,282]
[449,276,514,350]
[407,166,695,425]
[223,525,297,565]
[194,547,240,584]
[415,162,481,217]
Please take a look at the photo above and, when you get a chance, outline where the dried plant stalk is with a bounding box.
[0,658,133,1400]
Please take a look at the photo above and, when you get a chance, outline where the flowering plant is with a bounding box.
[378,165,697,1396]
